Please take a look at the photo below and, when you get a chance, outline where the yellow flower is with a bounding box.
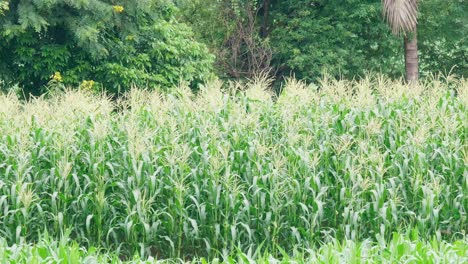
[52,72,63,82]
[113,5,124,13]
[80,80,95,91]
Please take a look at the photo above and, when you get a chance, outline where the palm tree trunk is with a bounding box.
[404,30,418,82]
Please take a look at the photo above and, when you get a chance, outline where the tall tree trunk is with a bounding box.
[260,0,270,38]
[404,30,418,82]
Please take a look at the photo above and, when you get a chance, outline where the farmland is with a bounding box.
[0,77,467,262]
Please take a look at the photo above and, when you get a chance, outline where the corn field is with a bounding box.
[0,77,467,261]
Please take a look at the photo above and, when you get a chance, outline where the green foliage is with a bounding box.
[176,0,232,49]
[1,234,467,263]
[176,0,272,79]
[178,0,466,81]
[269,0,404,81]
[0,1,8,15]
[418,0,467,77]
[0,77,466,259]
[0,0,214,95]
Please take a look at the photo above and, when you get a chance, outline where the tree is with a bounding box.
[264,1,406,82]
[382,0,419,82]
[176,0,273,79]
[0,1,7,15]
[260,0,271,38]
[417,0,467,77]
[0,0,214,95]
[178,0,466,82]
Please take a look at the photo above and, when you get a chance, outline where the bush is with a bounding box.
[0,0,214,95]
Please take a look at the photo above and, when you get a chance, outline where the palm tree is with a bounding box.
[382,0,419,82]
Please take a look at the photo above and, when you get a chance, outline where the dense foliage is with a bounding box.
[1,234,467,263]
[177,0,467,81]
[268,0,404,81]
[176,0,272,79]
[0,77,466,259]
[0,0,214,95]
[417,0,467,77]
[1,0,465,94]
[0,1,466,262]
[0,1,7,15]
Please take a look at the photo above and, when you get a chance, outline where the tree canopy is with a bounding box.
[0,0,214,94]
[177,0,466,82]
[0,0,466,95]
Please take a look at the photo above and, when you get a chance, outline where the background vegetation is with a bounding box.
[177,0,466,82]
[1,0,466,95]
[0,0,214,95]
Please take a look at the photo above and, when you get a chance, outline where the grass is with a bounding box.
[0,75,466,261]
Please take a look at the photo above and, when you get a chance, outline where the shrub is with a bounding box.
[0,0,214,95]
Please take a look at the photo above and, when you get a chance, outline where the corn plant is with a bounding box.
[0,76,466,260]
[0,233,466,263]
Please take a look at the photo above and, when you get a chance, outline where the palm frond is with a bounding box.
[382,0,418,35]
